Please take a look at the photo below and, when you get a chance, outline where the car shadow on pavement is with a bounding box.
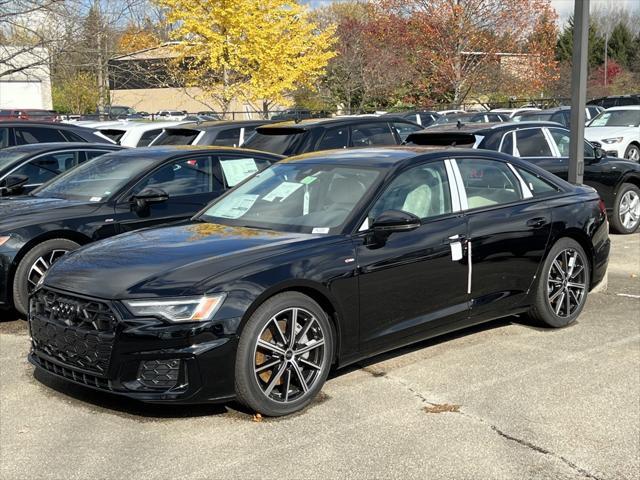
[30,314,548,420]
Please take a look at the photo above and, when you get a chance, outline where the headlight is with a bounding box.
[123,294,226,322]
[601,137,623,144]
[0,236,10,247]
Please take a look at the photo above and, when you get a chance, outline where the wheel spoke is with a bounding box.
[295,338,325,356]
[283,369,292,402]
[298,357,321,370]
[295,317,316,344]
[255,358,281,374]
[291,360,309,393]
[263,362,287,397]
[549,287,564,303]
[288,308,298,348]
[257,339,286,356]
[270,318,287,346]
[565,289,571,315]
[552,260,566,280]
[554,291,565,315]
[569,265,584,280]
[567,282,585,290]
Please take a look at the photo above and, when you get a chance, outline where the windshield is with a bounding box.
[0,150,28,172]
[199,163,381,233]
[242,130,306,155]
[33,153,158,201]
[588,109,640,127]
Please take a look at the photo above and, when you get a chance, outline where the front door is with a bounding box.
[355,160,470,353]
[114,155,225,233]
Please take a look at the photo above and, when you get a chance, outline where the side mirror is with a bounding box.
[594,146,605,161]
[371,210,421,233]
[0,174,29,196]
[131,187,169,212]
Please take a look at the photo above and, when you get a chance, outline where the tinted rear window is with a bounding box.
[154,130,200,145]
[243,130,306,155]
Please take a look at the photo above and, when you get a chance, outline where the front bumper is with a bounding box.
[28,287,240,404]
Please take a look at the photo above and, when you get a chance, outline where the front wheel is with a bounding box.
[528,238,590,328]
[12,238,80,317]
[624,144,640,163]
[611,183,640,234]
[234,292,334,416]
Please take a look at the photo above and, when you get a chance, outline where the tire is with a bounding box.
[611,183,640,234]
[624,144,640,163]
[528,238,590,328]
[12,238,80,317]
[235,292,334,416]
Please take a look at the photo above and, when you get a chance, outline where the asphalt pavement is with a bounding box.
[1,234,638,480]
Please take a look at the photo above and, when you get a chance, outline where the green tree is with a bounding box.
[52,72,100,114]
[608,21,635,69]
[556,17,604,68]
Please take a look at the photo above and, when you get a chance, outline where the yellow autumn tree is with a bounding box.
[154,0,336,115]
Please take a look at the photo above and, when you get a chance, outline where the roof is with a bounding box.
[604,105,640,111]
[259,116,401,132]
[114,145,284,160]
[0,121,94,130]
[279,146,480,168]
[169,119,272,131]
[0,143,123,154]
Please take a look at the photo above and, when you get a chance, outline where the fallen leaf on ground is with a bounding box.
[252,413,263,422]
[424,403,461,414]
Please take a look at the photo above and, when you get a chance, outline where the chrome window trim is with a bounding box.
[444,159,462,212]
[448,159,468,210]
[498,131,515,155]
[541,127,561,157]
[507,162,533,198]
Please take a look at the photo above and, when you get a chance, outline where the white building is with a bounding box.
[0,46,53,109]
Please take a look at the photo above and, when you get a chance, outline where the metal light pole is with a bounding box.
[569,0,590,184]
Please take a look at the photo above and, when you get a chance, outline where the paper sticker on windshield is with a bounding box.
[220,158,259,187]
[90,196,102,202]
[301,176,318,185]
[214,194,258,219]
[263,182,303,202]
[312,227,330,234]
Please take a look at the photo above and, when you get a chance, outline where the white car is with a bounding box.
[156,110,187,121]
[490,107,541,118]
[585,106,640,162]
[118,121,189,147]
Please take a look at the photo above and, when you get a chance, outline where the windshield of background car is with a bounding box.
[200,163,381,233]
[32,153,158,201]
[0,150,28,171]
[588,109,640,127]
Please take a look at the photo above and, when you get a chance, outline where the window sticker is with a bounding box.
[312,227,330,234]
[214,194,259,218]
[263,181,303,202]
[300,175,318,185]
[90,196,102,202]
[220,158,259,187]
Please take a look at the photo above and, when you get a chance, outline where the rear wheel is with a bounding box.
[12,238,80,317]
[235,292,334,416]
[611,183,640,234]
[528,238,590,328]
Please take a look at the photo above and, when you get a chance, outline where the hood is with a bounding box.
[43,222,331,299]
[585,126,638,141]
[0,196,100,230]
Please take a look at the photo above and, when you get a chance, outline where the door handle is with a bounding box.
[526,217,548,228]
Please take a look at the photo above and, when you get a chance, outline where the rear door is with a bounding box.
[452,156,552,318]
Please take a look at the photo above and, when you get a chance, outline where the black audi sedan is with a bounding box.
[241,116,423,155]
[0,121,114,149]
[406,122,640,234]
[0,143,124,196]
[0,146,282,315]
[28,147,609,416]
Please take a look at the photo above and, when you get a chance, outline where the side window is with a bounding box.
[84,150,111,161]
[548,129,570,157]
[602,98,616,108]
[0,128,9,148]
[14,127,66,145]
[60,130,86,142]
[617,98,635,106]
[212,128,241,147]
[514,167,559,197]
[133,156,222,196]
[369,161,452,221]
[137,129,162,147]
[499,132,514,154]
[350,122,396,147]
[455,158,523,209]
[13,151,80,184]
[390,122,422,142]
[514,128,552,157]
[317,126,349,150]
[218,155,273,187]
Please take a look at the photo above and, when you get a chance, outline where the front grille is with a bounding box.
[33,355,114,391]
[29,289,117,376]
